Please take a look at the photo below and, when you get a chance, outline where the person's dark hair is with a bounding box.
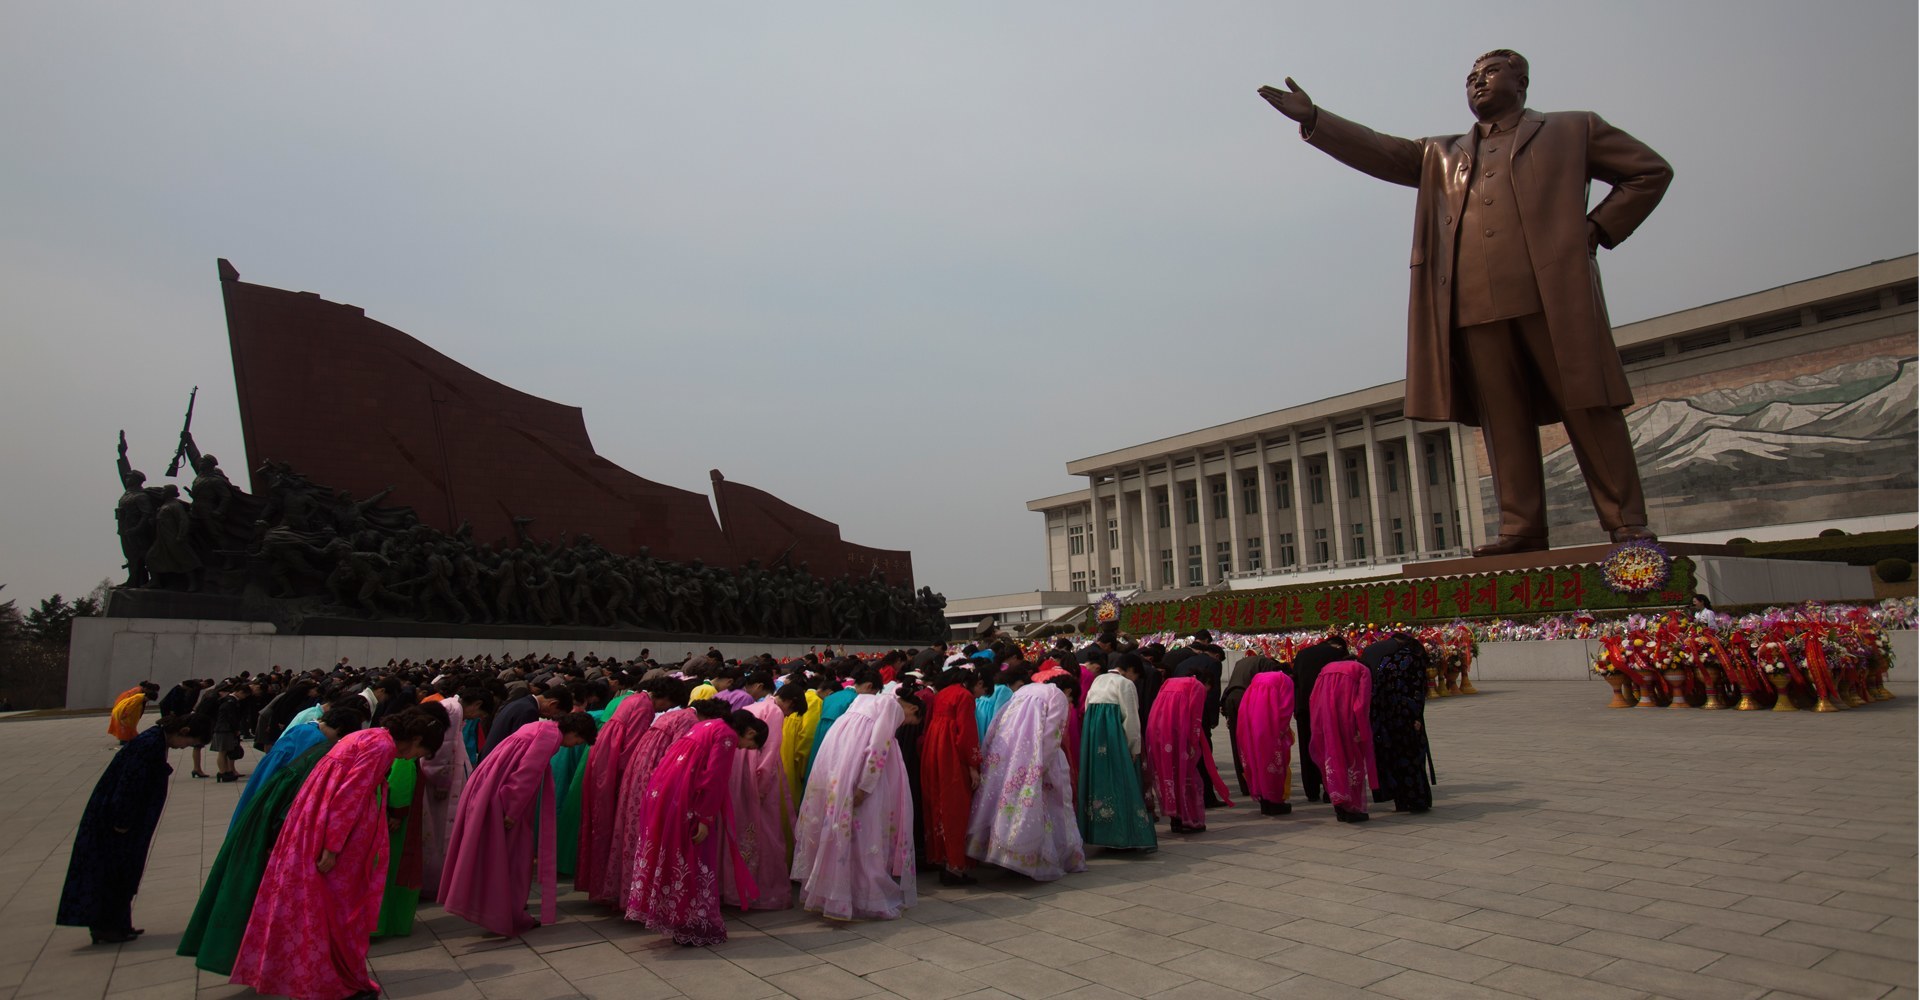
[815,673,842,694]
[937,665,974,689]
[1049,671,1080,701]
[691,698,731,721]
[997,664,1034,688]
[541,686,575,713]
[654,677,691,709]
[1112,651,1145,677]
[319,706,367,734]
[775,682,808,713]
[1475,48,1529,91]
[457,686,496,715]
[1692,594,1713,610]
[159,713,211,744]
[382,708,447,755]
[557,710,599,744]
[729,709,770,746]
[140,680,161,695]
[414,700,452,729]
[851,666,885,690]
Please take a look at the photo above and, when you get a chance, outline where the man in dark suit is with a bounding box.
[1288,634,1351,804]
[1260,50,1672,556]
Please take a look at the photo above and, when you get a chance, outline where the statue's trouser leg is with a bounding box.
[1560,407,1646,532]
[1460,318,1549,539]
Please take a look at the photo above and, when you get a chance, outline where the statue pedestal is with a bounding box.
[1403,542,1738,577]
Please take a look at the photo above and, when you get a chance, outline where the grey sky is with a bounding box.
[2,1,1914,609]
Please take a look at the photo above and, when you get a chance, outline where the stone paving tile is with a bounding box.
[0,681,1912,1000]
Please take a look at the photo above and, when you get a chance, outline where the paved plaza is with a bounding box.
[1,682,1913,1000]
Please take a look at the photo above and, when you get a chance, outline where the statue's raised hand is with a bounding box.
[1258,78,1314,123]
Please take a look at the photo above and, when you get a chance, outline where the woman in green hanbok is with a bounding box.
[1077,653,1157,850]
[373,755,423,937]
[178,708,365,973]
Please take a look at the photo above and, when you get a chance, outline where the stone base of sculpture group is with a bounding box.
[67,616,911,710]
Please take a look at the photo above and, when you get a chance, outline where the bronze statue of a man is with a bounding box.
[1260,50,1671,556]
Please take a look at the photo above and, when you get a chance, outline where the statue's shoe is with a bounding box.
[1472,535,1547,557]
[1610,525,1658,543]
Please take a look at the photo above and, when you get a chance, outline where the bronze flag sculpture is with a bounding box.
[1260,50,1672,557]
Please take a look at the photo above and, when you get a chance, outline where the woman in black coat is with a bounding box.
[57,715,208,943]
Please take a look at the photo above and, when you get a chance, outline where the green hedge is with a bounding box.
[1101,558,1696,635]
[1737,529,1918,567]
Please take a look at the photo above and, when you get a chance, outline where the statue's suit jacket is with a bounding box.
[1304,108,1672,427]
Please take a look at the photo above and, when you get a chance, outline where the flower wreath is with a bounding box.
[1600,539,1672,596]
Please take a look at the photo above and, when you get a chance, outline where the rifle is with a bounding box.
[165,386,198,478]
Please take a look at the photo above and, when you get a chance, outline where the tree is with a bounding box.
[0,586,18,642]
[23,595,75,646]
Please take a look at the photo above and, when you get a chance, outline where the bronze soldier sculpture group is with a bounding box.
[114,432,948,641]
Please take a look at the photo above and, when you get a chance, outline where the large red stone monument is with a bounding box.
[217,259,912,586]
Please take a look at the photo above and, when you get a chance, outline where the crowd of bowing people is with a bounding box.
[66,626,1435,1000]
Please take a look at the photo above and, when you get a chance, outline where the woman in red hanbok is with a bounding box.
[1144,676,1232,834]
[1308,659,1377,822]
[574,693,655,896]
[598,685,696,906]
[919,667,981,885]
[625,703,767,944]
[1234,671,1296,816]
[229,709,445,1000]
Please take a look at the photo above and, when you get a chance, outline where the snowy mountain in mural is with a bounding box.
[1538,357,1917,539]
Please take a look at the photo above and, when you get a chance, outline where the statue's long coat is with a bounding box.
[1304,107,1672,426]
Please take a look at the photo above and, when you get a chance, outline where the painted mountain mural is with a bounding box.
[1527,357,1917,542]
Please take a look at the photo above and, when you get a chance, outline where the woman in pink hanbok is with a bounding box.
[790,691,916,921]
[1145,675,1233,834]
[1234,671,1297,816]
[625,703,768,945]
[573,693,655,896]
[724,685,803,910]
[229,710,445,1000]
[418,693,479,900]
[440,713,598,937]
[966,681,1087,881]
[1308,659,1377,823]
[599,683,696,906]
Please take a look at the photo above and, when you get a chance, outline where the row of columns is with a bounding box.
[1083,420,1480,592]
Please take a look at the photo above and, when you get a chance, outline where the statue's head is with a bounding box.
[195,454,220,474]
[159,484,180,500]
[1466,49,1528,121]
[123,469,147,490]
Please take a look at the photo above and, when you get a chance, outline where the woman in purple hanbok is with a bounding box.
[966,681,1087,880]
[790,692,916,920]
